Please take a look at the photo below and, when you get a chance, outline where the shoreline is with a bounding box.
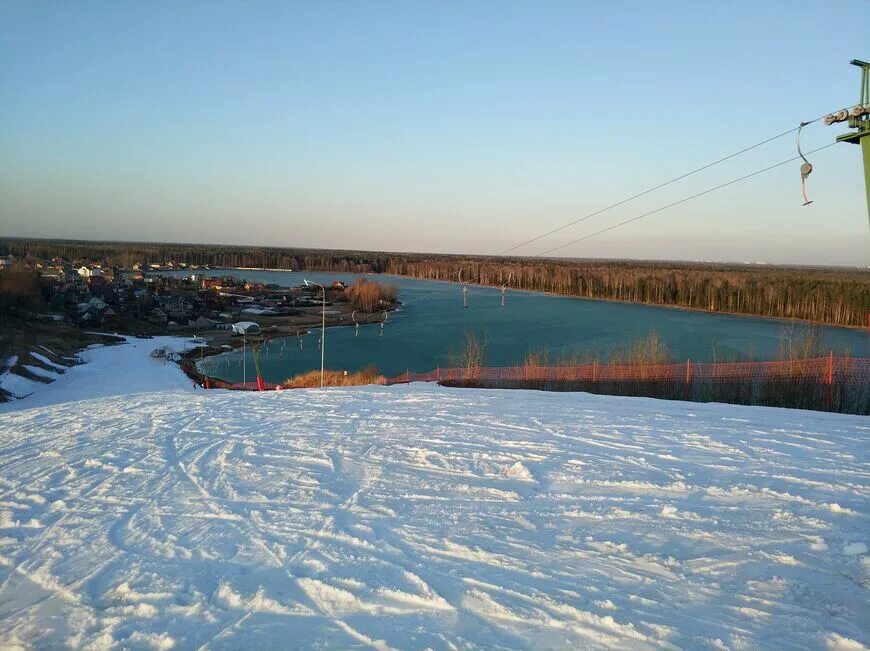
[213,266,868,333]
[181,304,397,384]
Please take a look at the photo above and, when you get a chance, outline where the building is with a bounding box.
[159,296,194,320]
[188,315,216,330]
[148,308,168,324]
[78,266,103,278]
[231,322,260,335]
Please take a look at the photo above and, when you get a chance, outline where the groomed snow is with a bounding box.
[0,384,867,649]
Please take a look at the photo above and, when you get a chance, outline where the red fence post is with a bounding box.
[257,376,265,392]
[685,359,692,400]
[825,350,834,410]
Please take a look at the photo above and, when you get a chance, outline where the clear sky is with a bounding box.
[1,1,868,265]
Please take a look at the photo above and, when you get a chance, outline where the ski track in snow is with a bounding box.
[0,385,868,650]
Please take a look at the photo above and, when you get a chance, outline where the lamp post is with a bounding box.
[304,279,326,387]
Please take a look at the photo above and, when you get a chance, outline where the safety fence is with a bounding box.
[200,377,280,391]
[385,355,870,414]
[385,355,868,385]
[181,359,280,392]
[183,355,870,413]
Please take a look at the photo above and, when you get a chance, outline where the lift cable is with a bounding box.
[365,113,848,311]
[537,142,837,257]
[497,107,858,257]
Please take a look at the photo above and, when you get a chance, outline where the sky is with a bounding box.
[1,1,868,265]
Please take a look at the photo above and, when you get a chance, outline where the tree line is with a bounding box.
[2,238,867,327]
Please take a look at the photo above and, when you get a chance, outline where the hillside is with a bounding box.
[0,383,867,649]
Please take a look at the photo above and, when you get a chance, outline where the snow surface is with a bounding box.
[0,363,43,400]
[28,352,69,372]
[0,336,196,412]
[0,383,867,649]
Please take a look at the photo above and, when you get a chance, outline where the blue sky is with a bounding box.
[1,1,868,264]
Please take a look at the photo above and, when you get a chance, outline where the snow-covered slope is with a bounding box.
[0,386,867,650]
[0,336,196,413]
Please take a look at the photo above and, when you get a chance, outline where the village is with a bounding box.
[0,253,397,353]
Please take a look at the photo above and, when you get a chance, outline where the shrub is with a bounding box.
[449,332,487,380]
[282,366,385,388]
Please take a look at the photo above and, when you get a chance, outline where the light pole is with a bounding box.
[242,330,246,385]
[304,279,326,387]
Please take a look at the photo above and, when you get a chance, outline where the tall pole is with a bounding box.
[826,59,870,226]
[321,286,326,387]
[305,280,326,387]
[242,331,246,385]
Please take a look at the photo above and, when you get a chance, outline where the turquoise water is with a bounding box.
[172,269,870,383]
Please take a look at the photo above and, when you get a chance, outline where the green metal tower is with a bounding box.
[826,59,870,227]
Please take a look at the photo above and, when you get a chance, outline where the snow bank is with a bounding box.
[29,351,69,371]
[0,385,867,649]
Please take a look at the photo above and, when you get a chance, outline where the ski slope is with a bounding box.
[0,384,868,649]
[0,336,196,412]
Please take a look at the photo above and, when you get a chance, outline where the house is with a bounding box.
[242,306,278,316]
[148,308,168,324]
[40,265,67,280]
[159,296,194,320]
[231,321,260,335]
[188,315,216,330]
[75,298,115,327]
[202,278,225,290]
[78,266,103,278]
[78,296,108,312]
[101,307,118,327]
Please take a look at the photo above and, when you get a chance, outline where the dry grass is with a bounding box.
[607,332,671,366]
[438,329,868,414]
[282,366,385,389]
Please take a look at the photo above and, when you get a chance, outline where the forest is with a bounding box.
[2,238,868,327]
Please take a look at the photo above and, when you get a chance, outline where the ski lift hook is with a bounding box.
[458,268,469,308]
[501,271,512,307]
[797,121,813,206]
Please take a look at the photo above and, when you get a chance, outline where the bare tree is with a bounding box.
[450,332,487,380]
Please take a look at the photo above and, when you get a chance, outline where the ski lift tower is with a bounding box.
[825,59,870,226]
